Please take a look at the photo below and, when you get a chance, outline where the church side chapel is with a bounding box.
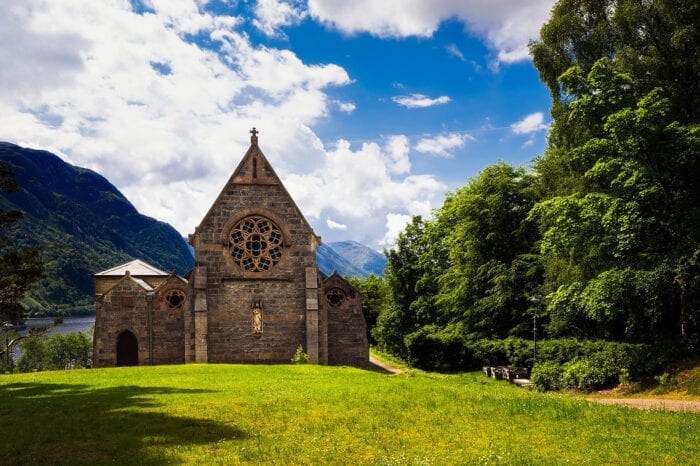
[93,129,369,368]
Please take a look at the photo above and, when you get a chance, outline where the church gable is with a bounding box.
[231,143,278,185]
[192,128,318,253]
[99,272,153,307]
[187,129,322,364]
[153,272,188,311]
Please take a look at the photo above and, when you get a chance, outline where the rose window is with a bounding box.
[229,216,284,271]
[326,288,346,307]
[165,290,186,309]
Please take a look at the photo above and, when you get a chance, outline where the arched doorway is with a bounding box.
[116,330,139,366]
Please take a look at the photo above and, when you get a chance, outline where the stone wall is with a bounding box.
[93,275,187,367]
[93,278,151,367]
[322,273,369,367]
[151,279,187,364]
[189,145,319,364]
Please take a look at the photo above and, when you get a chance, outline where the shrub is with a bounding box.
[17,331,92,372]
[291,345,309,364]
[404,325,473,372]
[654,372,670,386]
[469,339,510,367]
[16,336,50,372]
[388,328,689,382]
[561,359,608,392]
[531,361,562,392]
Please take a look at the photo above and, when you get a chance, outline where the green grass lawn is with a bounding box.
[0,364,697,465]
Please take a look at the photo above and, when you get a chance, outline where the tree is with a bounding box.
[530,1,700,344]
[0,165,44,325]
[435,162,542,339]
[374,216,437,358]
[531,0,699,126]
[347,274,389,345]
[16,331,92,372]
[374,164,544,365]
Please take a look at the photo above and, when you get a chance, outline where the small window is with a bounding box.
[326,288,346,307]
[165,290,186,309]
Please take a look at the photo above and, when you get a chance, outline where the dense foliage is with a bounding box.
[0,165,44,324]
[16,331,93,372]
[365,0,699,386]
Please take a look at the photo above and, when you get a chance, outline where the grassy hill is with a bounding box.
[0,364,697,464]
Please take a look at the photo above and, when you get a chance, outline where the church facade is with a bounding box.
[93,130,369,368]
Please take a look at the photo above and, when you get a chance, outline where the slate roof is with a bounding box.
[94,259,168,277]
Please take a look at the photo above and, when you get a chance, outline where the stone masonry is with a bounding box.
[93,130,369,368]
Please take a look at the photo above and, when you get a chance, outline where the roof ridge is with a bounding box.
[94,259,168,276]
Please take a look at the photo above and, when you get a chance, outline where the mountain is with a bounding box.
[0,142,194,315]
[317,241,386,278]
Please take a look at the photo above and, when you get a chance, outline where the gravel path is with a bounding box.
[586,398,700,413]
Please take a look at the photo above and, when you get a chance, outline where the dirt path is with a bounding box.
[586,398,700,413]
[368,356,402,375]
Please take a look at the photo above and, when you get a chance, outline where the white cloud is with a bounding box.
[0,2,87,99]
[307,0,555,65]
[335,101,356,113]
[380,213,413,247]
[392,93,451,108]
[446,44,466,61]
[511,112,548,134]
[326,218,348,230]
[0,0,446,249]
[253,0,307,37]
[385,135,411,175]
[521,135,536,148]
[284,138,445,246]
[415,132,474,158]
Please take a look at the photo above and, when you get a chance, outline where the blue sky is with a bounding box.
[0,0,555,249]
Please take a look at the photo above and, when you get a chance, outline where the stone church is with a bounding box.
[93,130,369,368]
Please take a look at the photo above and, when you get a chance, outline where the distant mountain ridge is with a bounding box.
[0,142,194,315]
[317,241,386,278]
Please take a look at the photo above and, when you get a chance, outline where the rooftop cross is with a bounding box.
[250,127,259,145]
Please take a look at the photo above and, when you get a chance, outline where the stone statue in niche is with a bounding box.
[252,300,263,335]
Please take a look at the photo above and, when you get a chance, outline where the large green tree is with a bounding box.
[374,216,437,358]
[347,274,389,345]
[375,163,542,360]
[530,0,700,343]
[434,162,542,340]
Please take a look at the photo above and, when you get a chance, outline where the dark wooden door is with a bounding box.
[116,330,139,366]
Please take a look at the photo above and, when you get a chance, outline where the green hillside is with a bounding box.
[0,142,194,316]
[0,364,696,465]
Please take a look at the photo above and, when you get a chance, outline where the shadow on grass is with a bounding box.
[0,382,247,465]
